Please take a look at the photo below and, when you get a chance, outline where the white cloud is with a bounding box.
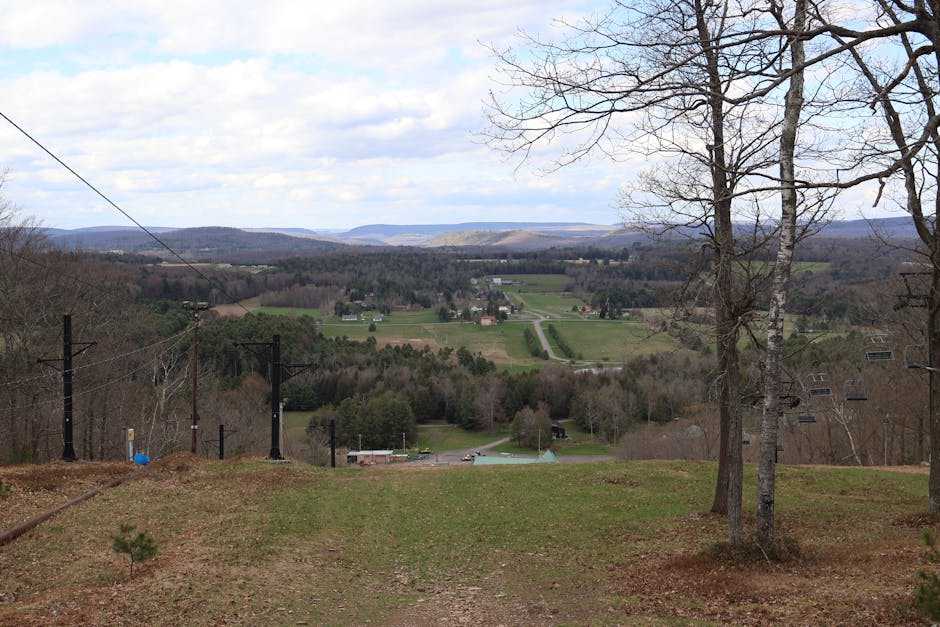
[0,0,793,229]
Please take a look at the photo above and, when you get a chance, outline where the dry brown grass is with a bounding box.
[0,459,936,625]
[0,462,131,530]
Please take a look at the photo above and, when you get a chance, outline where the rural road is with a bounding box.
[433,436,511,464]
[532,316,560,361]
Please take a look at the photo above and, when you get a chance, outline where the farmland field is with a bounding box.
[548,320,679,361]
[508,290,585,319]
[500,274,585,319]
[319,319,546,367]
[0,458,931,625]
[494,273,571,291]
[415,423,508,452]
[256,279,686,368]
[256,307,440,324]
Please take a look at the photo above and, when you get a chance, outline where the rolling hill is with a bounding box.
[47,226,343,261]
[35,216,922,258]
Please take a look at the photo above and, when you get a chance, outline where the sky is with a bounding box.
[0,1,892,231]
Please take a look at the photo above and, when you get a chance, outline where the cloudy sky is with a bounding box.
[0,0,635,230]
[0,1,891,231]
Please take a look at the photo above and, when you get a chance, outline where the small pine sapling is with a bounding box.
[916,529,940,620]
[0,480,11,499]
[112,524,158,575]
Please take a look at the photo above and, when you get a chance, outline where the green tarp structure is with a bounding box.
[473,450,558,465]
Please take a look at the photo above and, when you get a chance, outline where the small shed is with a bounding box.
[346,450,394,465]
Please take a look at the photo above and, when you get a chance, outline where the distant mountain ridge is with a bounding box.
[46,226,342,261]
[342,221,608,239]
[38,216,921,257]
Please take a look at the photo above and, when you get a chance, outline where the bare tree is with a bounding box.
[756,0,808,549]
[827,0,940,509]
[474,374,505,432]
[485,0,796,544]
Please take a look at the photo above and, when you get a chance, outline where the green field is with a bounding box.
[257,279,685,368]
[416,423,507,452]
[508,290,585,319]
[255,306,326,318]
[557,420,612,455]
[319,319,546,367]
[282,410,314,442]
[747,260,832,274]
[548,320,679,361]
[501,274,586,319]
[496,273,571,291]
[258,307,441,324]
[492,420,610,456]
[0,459,930,624]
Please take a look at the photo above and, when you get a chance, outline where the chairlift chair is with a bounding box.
[806,372,833,397]
[779,379,802,409]
[864,334,895,362]
[707,373,725,403]
[904,344,928,369]
[844,378,868,402]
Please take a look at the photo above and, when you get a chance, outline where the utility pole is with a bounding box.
[330,418,336,468]
[883,416,890,466]
[39,315,96,462]
[235,334,312,460]
[183,301,209,454]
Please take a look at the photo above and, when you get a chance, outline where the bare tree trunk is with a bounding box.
[757,0,806,548]
[930,278,940,510]
[693,0,741,543]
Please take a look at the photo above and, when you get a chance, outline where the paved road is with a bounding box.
[532,317,559,360]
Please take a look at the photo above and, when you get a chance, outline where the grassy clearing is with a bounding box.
[254,306,326,318]
[491,420,610,456]
[557,420,612,455]
[0,459,931,624]
[549,320,679,362]
[415,424,507,452]
[495,273,571,291]
[749,260,832,274]
[316,318,545,367]
[501,273,586,319]
[259,307,441,324]
[510,290,585,319]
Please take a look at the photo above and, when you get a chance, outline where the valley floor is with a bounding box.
[0,457,933,625]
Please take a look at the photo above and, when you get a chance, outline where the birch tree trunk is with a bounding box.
[756,0,806,548]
